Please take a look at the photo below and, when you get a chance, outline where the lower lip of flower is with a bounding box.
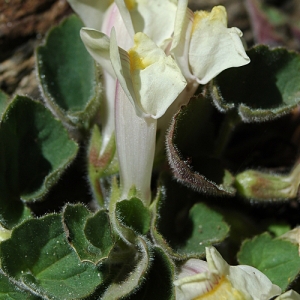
[194,276,246,300]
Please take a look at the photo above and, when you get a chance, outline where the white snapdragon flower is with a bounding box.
[111,30,186,202]
[171,0,250,85]
[174,247,281,300]
[80,27,186,203]
[67,0,113,30]
[69,0,250,205]
[78,0,184,204]
[157,1,250,147]
[110,30,186,119]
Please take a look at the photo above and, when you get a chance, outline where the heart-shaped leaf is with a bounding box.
[209,45,300,122]
[152,174,229,259]
[125,247,175,300]
[0,271,41,300]
[0,96,78,228]
[116,198,151,235]
[63,204,114,264]
[166,95,235,196]
[101,236,151,300]
[0,214,103,299]
[238,232,300,290]
[37,15,101,134]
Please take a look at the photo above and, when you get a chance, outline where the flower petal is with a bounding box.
[80,28,115,77]
[171,0,194,81]
[189,6,250,84]
[115,0,177,47]
[101,3,133,50]
[109,28,140,115]
[67,0,113,30]
[229,265,281,299]
[174,247,282,300]
[177,258,209,279]
[114,0,135,38]
[206,246,229,275]
[129,32,187,118]
[174,271,219,300]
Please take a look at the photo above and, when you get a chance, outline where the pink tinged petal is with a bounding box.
[171,0,195,81]
[67,0,113,30]
[189,6,250,85]
[100,71,116,154]
[115,82,156,205]
[177,259,210,279]
[114,0,135,38]
[101,3,133,50]
[80,28,115,77]
[174,247,282,300]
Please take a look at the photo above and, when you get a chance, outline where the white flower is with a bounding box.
[171,1,250,84]
[174,247,281,300]
[67,0,113,30]
[109,29,187,119]
[113,0,177,48]
[68,0,251,204]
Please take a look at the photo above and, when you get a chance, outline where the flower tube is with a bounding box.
[174,247,281,300]
[110,29,186,203]
[81,28,186,204]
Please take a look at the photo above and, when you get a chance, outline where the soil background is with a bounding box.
[0,0,298,99]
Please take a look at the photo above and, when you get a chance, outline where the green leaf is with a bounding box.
[153,174,229,259]
[101,236,151,300]
[116,198,151,235]
[0,271,41,300]
[176,203,230,256]
[0,96,78,228]
[150,187,183,260]
[166,95,235,196]
[0,214,103,300]
[126,247,175,300]
[63,204,114,264]
[108,178,137,244]
[237,232,300,290]
[209,45,300,122]
[268,224,291,237]
[37,15,101,132]
[0,90,10,121]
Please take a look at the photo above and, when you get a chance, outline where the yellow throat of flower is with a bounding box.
[194,276,246,300]
[125,0,136,11]
[192,6,227,34]
[128,34,157,72]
